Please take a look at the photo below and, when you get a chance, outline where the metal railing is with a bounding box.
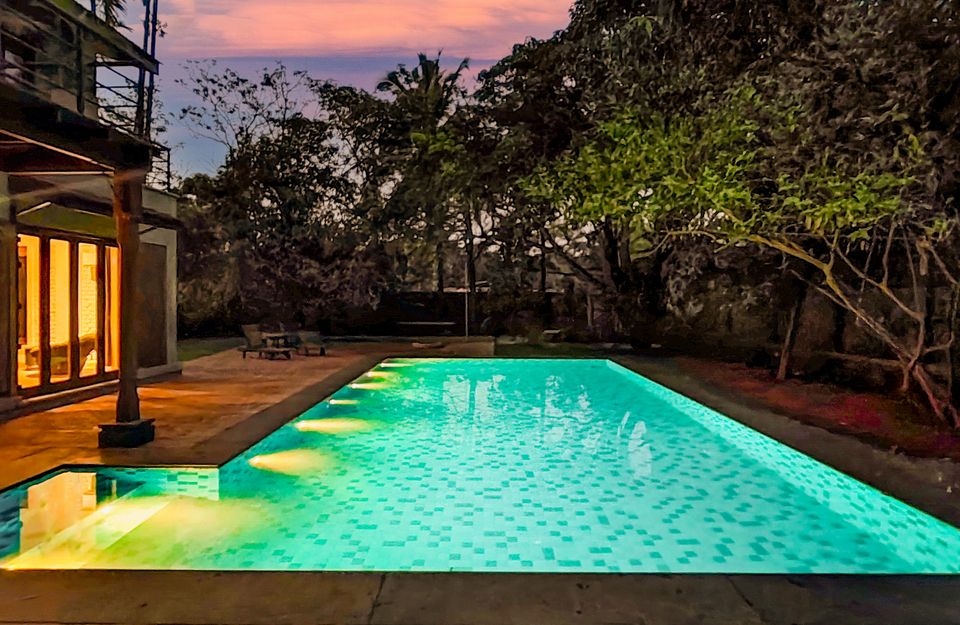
[147,143,171,190]
[0,0,171,187]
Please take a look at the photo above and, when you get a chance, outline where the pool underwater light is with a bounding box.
[294,418,377,434]
[365,370,398,379]
[248,450,331,475]
[349,382,390,390]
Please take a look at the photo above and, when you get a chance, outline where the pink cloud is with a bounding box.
[161,0,572,59]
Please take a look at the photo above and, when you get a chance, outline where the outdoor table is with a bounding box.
[261,332,296,348]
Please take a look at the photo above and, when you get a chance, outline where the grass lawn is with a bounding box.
[177,337,244,362]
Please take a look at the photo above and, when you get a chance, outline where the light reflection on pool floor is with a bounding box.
[1,358,959,573]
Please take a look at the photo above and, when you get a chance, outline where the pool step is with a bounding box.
[2,486,171,569]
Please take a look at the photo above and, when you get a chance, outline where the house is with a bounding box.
[0,0,179,445]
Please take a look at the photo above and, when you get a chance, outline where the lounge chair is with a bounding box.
[296,331,326,356]
[238,324,293,360]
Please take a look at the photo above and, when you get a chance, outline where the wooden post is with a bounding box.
[777,298,802,382]
[0,173,18,407]
[115,170,141,422]
[99,170,154,447]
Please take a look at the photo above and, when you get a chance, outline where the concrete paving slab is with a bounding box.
[0,570,382,624]
[728,575,960,625]
[370,573,763,625]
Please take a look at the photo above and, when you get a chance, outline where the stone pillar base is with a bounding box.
[98,418,155,448]
[0,397,21,416]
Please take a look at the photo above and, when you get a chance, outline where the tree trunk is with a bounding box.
[910,362,958,427]
[538,230,550,326]
[464,209,476,293]
[600,217,627,293]
[113,171,143,424]
[435,238,444,293]
[539,233,547,293]
[777,292,803,382]
[948,286,960,408]
[464,209,476,331]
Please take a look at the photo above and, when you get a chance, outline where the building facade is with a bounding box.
[0,0,178,426]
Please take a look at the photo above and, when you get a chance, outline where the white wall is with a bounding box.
[140,226,181,379]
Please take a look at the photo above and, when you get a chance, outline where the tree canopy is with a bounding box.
[176,0,960,425]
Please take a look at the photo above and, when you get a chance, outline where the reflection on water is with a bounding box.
[618,412,653,479]
[0,468,219,569]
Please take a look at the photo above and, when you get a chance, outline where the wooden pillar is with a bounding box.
[0,225,15,399]
[0,173,18,405]
[114,170,142,422]
[99,170,154,446]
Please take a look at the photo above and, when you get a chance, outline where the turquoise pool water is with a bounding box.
[1,358,959,573]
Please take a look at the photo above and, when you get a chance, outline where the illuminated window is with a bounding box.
[105,246,120,372]
[16,235,40,390]
[48,239,72,384]
[16,236,122,392]
[78,243,99,377]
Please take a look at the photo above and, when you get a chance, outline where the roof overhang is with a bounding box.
[47,0,159,74]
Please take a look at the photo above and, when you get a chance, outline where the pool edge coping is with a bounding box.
[612,354,960,529]
[0,570,958,625]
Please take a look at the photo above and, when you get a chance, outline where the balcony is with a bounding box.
[0,0,169,185]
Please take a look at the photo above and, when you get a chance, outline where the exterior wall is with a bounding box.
[141,184,180,378]
[143,187,177,218]
[0,182,180,409]
[139,226,180,379]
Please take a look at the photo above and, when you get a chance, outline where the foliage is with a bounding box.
[96,0,127,28]
[523,0,960,423]
[174,0,960,425]
[177,63,397,331]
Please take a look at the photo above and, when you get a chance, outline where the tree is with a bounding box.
[176,63,398,329]
[526,0,960,424]
[96,0,127,28]
[377,53,470,292]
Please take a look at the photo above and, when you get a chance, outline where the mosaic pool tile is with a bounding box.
[0,358,958,572]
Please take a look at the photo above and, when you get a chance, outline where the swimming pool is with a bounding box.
[1,358,958,573]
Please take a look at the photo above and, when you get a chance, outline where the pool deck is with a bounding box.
[0,342,957,624]
[0,339,494,491]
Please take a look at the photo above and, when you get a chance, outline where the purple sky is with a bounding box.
[154,1,573,174]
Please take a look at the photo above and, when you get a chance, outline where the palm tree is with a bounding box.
[377,53,470,293]
[93,0,127,28]
[377,53,469,132]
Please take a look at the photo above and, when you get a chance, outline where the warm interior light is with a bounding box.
[48,239,71,383]
[247,450,332,476]
[16,235,40,389]
[105,247,120,372]
[77,243,99,378]
[294,418,377,434]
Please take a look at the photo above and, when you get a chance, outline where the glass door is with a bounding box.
[16,233,118,396]
[48,238,72,385]
[77,243,100,378]
[16,235,40,390]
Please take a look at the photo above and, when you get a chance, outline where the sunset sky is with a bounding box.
[154,0,574,174]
